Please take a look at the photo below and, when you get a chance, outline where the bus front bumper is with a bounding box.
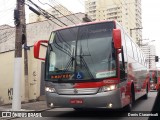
[45,89,123,109]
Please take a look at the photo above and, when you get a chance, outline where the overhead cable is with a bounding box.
[37,0,77,25]
[27,0,66,27]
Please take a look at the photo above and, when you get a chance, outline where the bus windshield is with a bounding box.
[46,22,117,81]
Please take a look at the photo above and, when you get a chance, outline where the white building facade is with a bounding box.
[85,0,142,43]
[141,45,156,69]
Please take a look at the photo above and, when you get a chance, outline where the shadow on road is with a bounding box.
[50,108,128,119]
[148,90,160,120]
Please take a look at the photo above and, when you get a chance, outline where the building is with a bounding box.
[0,25,15,52]
[85,0,142,43]
[141,45,156,69]
[29,4,71,23]
[0,13,88,105]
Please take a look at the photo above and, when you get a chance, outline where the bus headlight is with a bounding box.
[45,87,56,93]
[101,85,117,92]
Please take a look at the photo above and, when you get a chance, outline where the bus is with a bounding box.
[34,20,149,111]
[149,69,160,90]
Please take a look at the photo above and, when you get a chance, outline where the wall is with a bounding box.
[0,46,46,105]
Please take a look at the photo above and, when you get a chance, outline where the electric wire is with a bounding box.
[0,8,14,20]
[27,0,94,72]
[37,0,77,25]
[29,0,68,26]
[49,0,82,22]
[26,0,78,56]
[0,7,14,13]
[26,1,63,27]
[27,0,76,49]
[27,0,65,27]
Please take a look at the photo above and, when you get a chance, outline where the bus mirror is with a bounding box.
[34,40,48,60]
[113,29,122,49]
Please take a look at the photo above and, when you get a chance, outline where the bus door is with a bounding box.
[119,47,127,81]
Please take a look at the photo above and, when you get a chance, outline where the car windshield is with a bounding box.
[46,22,117,81]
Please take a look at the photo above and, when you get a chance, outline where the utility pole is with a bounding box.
[12,0,25,111]
[22,0,29,102]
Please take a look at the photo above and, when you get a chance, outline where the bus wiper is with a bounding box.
[63,48,75,72]
[78,46,95,79]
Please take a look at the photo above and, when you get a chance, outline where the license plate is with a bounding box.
[70,99,83,104]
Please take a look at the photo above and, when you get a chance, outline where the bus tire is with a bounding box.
[142,84,148,99]
[124,84,135,112]
[131,84,135,104]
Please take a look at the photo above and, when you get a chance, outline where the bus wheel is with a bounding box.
[124,86,135,111]
[142,84,148,99]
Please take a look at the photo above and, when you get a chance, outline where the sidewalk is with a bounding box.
[0,100,50,111]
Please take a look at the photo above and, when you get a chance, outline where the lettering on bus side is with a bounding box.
[8,88,13,100]
[103,80,118,84]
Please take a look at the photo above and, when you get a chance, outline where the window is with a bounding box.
[137,48,141,63]
[132,42,138,61]
[139,51,143,64]
[125,35,133,58]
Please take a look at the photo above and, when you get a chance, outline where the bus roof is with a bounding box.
[52,20,116,32]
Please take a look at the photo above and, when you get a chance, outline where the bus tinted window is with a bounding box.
[139,51,143,64]
[125,35,133,58]
[132,42,138,61]
[142,52,145,65]
[137,48,141,63]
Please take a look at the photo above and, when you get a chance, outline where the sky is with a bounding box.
[141,0,160,67]
[0,0,160,67]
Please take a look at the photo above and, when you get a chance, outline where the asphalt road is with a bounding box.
[13,91,158,120]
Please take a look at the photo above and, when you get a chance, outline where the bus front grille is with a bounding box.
[57,88,99,95]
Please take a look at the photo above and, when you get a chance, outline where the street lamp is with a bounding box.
[141,40,156,69]
[137,38,149,46]
[140,40,155,47]
[130,27,143,37]
[145,54,156,69]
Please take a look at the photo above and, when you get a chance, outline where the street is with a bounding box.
[13,91,158,120]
